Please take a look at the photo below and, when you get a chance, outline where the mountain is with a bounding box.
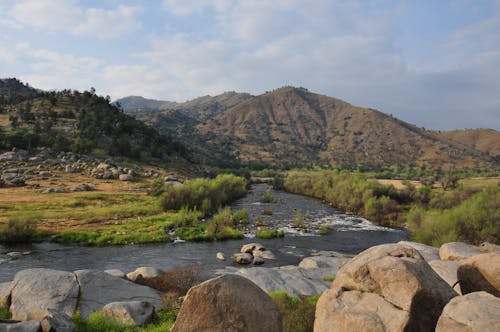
[115,96,175,113]
[123,86,498,170]
[439,129,500,158]
[0,79,188,164]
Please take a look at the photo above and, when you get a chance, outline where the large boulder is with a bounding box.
[439,242,481,261]
[457,252,500,296]
[0,320,41,332]
[430,260,462,293]
[40,309,76,332]
[101,301,154,327]
[436,291,500,332]
[10,269,79,321]
[480,242,500,253]
[171,274,282,332]
[398,240,440,261]
[315,243,458,332]
[74,270,161,318]
[0,282,12,308]
[126,267,163,282]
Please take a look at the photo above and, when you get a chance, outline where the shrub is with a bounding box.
[269,291,320,332]
[232,209,249,225]
[0,306,9,319]
[318,225,331,235]
[0,212,40,243]
[170,207,202,228]
[260,188,275,203]
[175,224,213,242]
[291,210,305,228]
[256,228,284,239]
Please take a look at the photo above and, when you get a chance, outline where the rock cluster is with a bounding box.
[232,243,276,265]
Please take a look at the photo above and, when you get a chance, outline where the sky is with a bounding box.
[0,0,499,130]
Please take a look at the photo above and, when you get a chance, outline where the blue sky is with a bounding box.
[0,0,499,130]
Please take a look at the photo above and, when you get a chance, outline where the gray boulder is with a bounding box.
[126,267,163,282]
[40,309,75,332]
[315,243,458,332]
[436,291,500,332]
[0,320,41,332]
[118,174,133,182]
[457,252,500,296]
[74,270,161,318]
[440,242,481,261]
[298,256,350,270]
[171,274,282,332]
[101,301,154,327]
[430,260,462,293]
[10,269,79,321]
[0,282,12,308]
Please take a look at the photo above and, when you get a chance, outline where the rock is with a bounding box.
[70,184,94,192]
[440,242,481,261]
[314,243,458,332]
[216,252,225,261]
[10,269,79,321]
[165,175,178,182]
[0,282,12,308]
[101,301,154,327]
[480,242,500,253]
[0,320,41,332]
[430,260,462,293]
[0,149,28,162]
[457,252,500,296]
[40,309,76,332]
[126,267,163,282]
[436,291,500,332]
[40,188,65,194]
[241,243,264,254]
[233,253,253,264]
[171,274,282,332]
[104,269,126,279]
[398,240,440,261]
[118,174,133,181]
[65,166,78,173]
[74,269,161,318]
[253,256,265,265]
[253,249,276,260]
[299,256,350,269]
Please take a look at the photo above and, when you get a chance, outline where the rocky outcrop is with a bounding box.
[233,243,275,265]
[436,291,500,332]
[0,320,41,332]
[480,242,500,252]
[0,282,12,308]
[430,260,462,293]
[126,267,163,282]
[171,274,282,332]
[10,269,79,321]
[101,301,154,327]
[315,243,458,332]
[457,252,500,296]
[74,269,161,318]
[398,240,440,261]
[40,309,75,332]
[439,242,481,261]
[232,253,253,265]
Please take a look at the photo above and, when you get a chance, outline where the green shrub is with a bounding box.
[318,225,331,235]
[269,291,320,332]
[256,228,284,239]
[212,207,234,227]
[232,209,249,225]
[363,196,397,224]
[175,224,213,242]
[170,207,202,228]
[322,276,335,282]
[0,212,40,243]
[0,306,9,319]
[291,210,305,228]
[260,188,275,203]
[73,310,177,332]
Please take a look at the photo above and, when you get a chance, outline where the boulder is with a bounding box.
[0,320,41,332]
[298,256,350,270]
[101,301,154,327]
[430,260,462,293]
[480,242,500,253]
[10,269,79,321]
[241,243,264,254]
[126,267,163,282]
[253,250,276,260]
[457,252,500,296]
[70,184,94,192]
[171,274,282,332]
[398,240,440,261]
[118,174,133,182]
[104,269,126,279]
[40,309,75,332]
[252,256,265,265]
[0,282,12,308]
[233,253,253,265]
[74,270,161,318]
[40,188,65,194]
[315,243,458,332]
[436,291,500,332]
[440,242,481,261]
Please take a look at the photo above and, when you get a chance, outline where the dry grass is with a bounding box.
[375,179,422,189]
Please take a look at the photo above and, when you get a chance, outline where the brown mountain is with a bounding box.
[438,129,500,158]
[196,87,496,169]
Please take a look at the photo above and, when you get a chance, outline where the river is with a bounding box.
[0,184,407,282]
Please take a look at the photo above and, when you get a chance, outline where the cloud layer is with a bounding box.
[0,0,499,130]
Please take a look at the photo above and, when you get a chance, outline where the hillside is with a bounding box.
[0,79,188,164]
[439,129,500,158]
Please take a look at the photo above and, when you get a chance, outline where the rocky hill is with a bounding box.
[124,86,496,170]
[439,129,500,159]
[0,79,188,164]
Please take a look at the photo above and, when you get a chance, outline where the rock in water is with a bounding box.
[233,253,253,265]
[10,268,79,321]
[101,301,154,326]
[74,270,161,318]
[439,242,481,261]
[171,274,282,332]
[436,291,500,332]
[126,267,163,282]
[216,252,225,261]
[314,243,457,332]
[457,252,500,297]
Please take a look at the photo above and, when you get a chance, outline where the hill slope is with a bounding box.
[439,129,500,158]
[0,79,187,164]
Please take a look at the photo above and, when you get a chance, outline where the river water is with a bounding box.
[0,184,407,282]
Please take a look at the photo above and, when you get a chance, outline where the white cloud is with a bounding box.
[162,0,231,15]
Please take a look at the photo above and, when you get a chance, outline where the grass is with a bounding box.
[0,306,9,319]
[322,276,335,282]
[269,291,320,332]
[256,228,285,239]
[0,212,40,243]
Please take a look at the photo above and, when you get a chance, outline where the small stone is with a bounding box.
[216,252,225,261]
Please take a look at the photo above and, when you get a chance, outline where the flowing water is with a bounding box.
[0,184,407,282]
